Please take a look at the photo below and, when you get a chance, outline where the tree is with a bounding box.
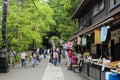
[6,0,55,51]
[49,36,60,48]
[48,0,81,41]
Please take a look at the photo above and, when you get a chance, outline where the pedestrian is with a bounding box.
[67,48,72,70]
[58,47,62,64]
[31,51,38,67]
[9,48,16,68]
[49,48,53,63]
[65,49,68,65]
[21,51,27,68]
[43,48,47,59]
[53,49,58,66]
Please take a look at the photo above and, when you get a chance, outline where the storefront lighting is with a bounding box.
[88,34,91,36]
[107,25,110,29]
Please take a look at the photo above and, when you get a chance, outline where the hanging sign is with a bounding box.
[100,26,108,42]
[94,29,101,44]
[82,36,87,47]
[77,36,81,45]
[67,42,73,48]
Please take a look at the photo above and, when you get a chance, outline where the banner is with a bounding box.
[100,26,108,42]
[82,36,87,47]
[67,42,73,48]
[94,29,101,44]
[77,36,81,45]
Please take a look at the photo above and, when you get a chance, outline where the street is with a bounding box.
[0,56,92,80]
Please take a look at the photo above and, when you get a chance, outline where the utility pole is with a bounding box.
[0,0,9,73]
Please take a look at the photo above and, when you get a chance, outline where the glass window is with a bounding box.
[115,0,120,4]
[109,0,120,9]
[79,18,83,30]
[93,4,98,15]
[98,0,104,11]
[109,0,114,9]
[93,0,105,16]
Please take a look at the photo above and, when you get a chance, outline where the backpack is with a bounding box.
[55,53,58,59]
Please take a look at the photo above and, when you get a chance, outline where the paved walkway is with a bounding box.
[41,63,65,80]
[0,55,92,80]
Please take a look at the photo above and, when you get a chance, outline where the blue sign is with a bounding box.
[100,26,108,42]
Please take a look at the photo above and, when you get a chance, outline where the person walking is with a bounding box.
[31,51,38,67]
[21,51,27,68]
[43,48,47,59]
[67,48,72,70]
[9,48,16,68]
[65,49,68,65]
[53,49,58,66]
[58,47,62,64]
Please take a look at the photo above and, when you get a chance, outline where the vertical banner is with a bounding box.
[100,26,108,42]
[94,29,100,44]
[82,36,86,47]
[77,36,81,45]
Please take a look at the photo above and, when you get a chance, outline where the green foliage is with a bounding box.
[6,0,55,52]
[49,36,60,48]
[0,0,82,50]
[15,54,21,62]
[48,0,81,42]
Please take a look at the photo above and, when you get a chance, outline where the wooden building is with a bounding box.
[70,0,120,61]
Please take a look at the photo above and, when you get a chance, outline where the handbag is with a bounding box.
[25,56,27,58]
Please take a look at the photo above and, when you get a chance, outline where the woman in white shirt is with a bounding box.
[21,51,27,68]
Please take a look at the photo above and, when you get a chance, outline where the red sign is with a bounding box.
[67,42,73,48]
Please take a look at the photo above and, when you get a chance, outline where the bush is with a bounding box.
[15,54,21,62]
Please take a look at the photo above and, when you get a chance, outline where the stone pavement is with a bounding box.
[41,63,65,80]
[0,55,92,80]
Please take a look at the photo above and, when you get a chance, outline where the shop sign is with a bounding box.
[77,36,81,45]
[94,29,101,44]
[100,26,108,42]
[82,36,86,47]
[67,42,73,48]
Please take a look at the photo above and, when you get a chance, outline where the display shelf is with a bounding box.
[111,69,120,74]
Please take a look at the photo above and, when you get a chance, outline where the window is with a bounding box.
[93,4,98,16]
[93,0,105,16]
[79,19,83,30]
[115,0,120,4]
[98,0,104,11]
[110,0,115,8]
[79,18,86,30]
[109,0,120,9]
